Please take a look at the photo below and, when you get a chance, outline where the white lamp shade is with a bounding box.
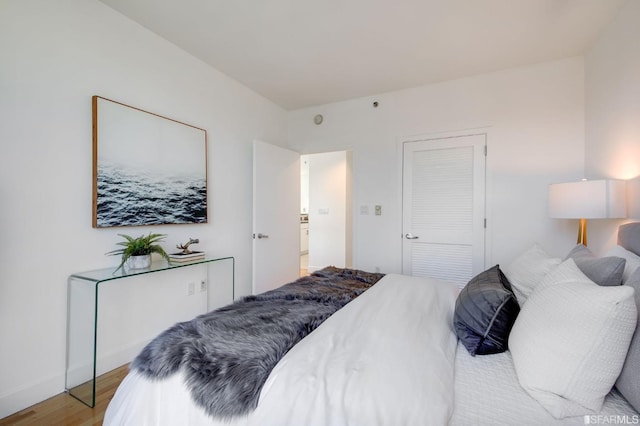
[548,179,627,219]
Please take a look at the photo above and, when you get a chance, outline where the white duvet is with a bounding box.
[104,274,460,425]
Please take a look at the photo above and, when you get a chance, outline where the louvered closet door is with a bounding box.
[402,134,486,287]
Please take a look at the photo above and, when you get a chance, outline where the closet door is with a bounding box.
[402,134,486,287]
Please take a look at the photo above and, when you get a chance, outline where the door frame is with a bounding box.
[398,128,491,276]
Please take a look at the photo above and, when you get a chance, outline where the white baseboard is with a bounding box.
[0,373,63,419]
[0,338,150,419]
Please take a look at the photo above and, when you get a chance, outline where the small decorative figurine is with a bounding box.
[176,238,200,254]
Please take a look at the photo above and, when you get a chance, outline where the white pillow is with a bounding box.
[509,259,637,419]
[501,244,561,305]
[606,245,640,284]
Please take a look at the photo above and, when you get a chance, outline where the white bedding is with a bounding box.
[105,272,639,425]
[104,273,460,425]
[451,344,638,426]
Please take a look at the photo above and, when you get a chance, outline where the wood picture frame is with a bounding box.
[92,96,208,228]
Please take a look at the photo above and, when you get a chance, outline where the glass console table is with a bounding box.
[65,256,234,407]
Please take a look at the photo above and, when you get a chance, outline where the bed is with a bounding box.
[104,224,640,425]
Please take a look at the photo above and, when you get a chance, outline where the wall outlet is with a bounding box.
[375,205,382,216]
[187,282,195,296]
[200,280,207,292]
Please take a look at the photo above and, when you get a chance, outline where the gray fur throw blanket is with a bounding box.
[131,266,384,420]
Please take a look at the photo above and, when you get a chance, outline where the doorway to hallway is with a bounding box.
[300,151,352,276]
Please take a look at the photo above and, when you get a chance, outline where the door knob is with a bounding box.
[405,233,419,240]
[257,233,269,239]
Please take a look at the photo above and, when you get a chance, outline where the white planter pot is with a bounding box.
[126,254,151,270]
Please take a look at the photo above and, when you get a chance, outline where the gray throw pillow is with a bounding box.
[618,223,640,257]
[615,267,640,413]
[564,244,626,287]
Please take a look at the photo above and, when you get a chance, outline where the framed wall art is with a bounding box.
[92,96,208,228]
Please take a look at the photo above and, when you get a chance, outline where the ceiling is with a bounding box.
[98,0,625,110]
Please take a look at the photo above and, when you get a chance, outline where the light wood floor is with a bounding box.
[0,365,128,426]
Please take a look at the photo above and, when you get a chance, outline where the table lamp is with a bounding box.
[548,179,626,246]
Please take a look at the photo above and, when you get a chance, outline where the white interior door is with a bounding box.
[402,134,486,287]
[253,140,300,294]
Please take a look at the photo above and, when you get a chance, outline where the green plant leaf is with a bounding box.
[106,233,169,273]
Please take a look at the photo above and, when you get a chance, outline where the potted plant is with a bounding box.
[107,233,170,272]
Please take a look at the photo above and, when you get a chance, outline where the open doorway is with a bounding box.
[300,151,352,276]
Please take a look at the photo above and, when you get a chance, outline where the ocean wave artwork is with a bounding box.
[92,96,208,228]
[96,163,207,227]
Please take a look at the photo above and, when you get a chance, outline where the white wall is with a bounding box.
[307,151,353,272]
[288,58,586,272]
[585,0,640,254]
[0,0,287,417]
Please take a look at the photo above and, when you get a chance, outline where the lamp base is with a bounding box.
[577,218,587,246]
